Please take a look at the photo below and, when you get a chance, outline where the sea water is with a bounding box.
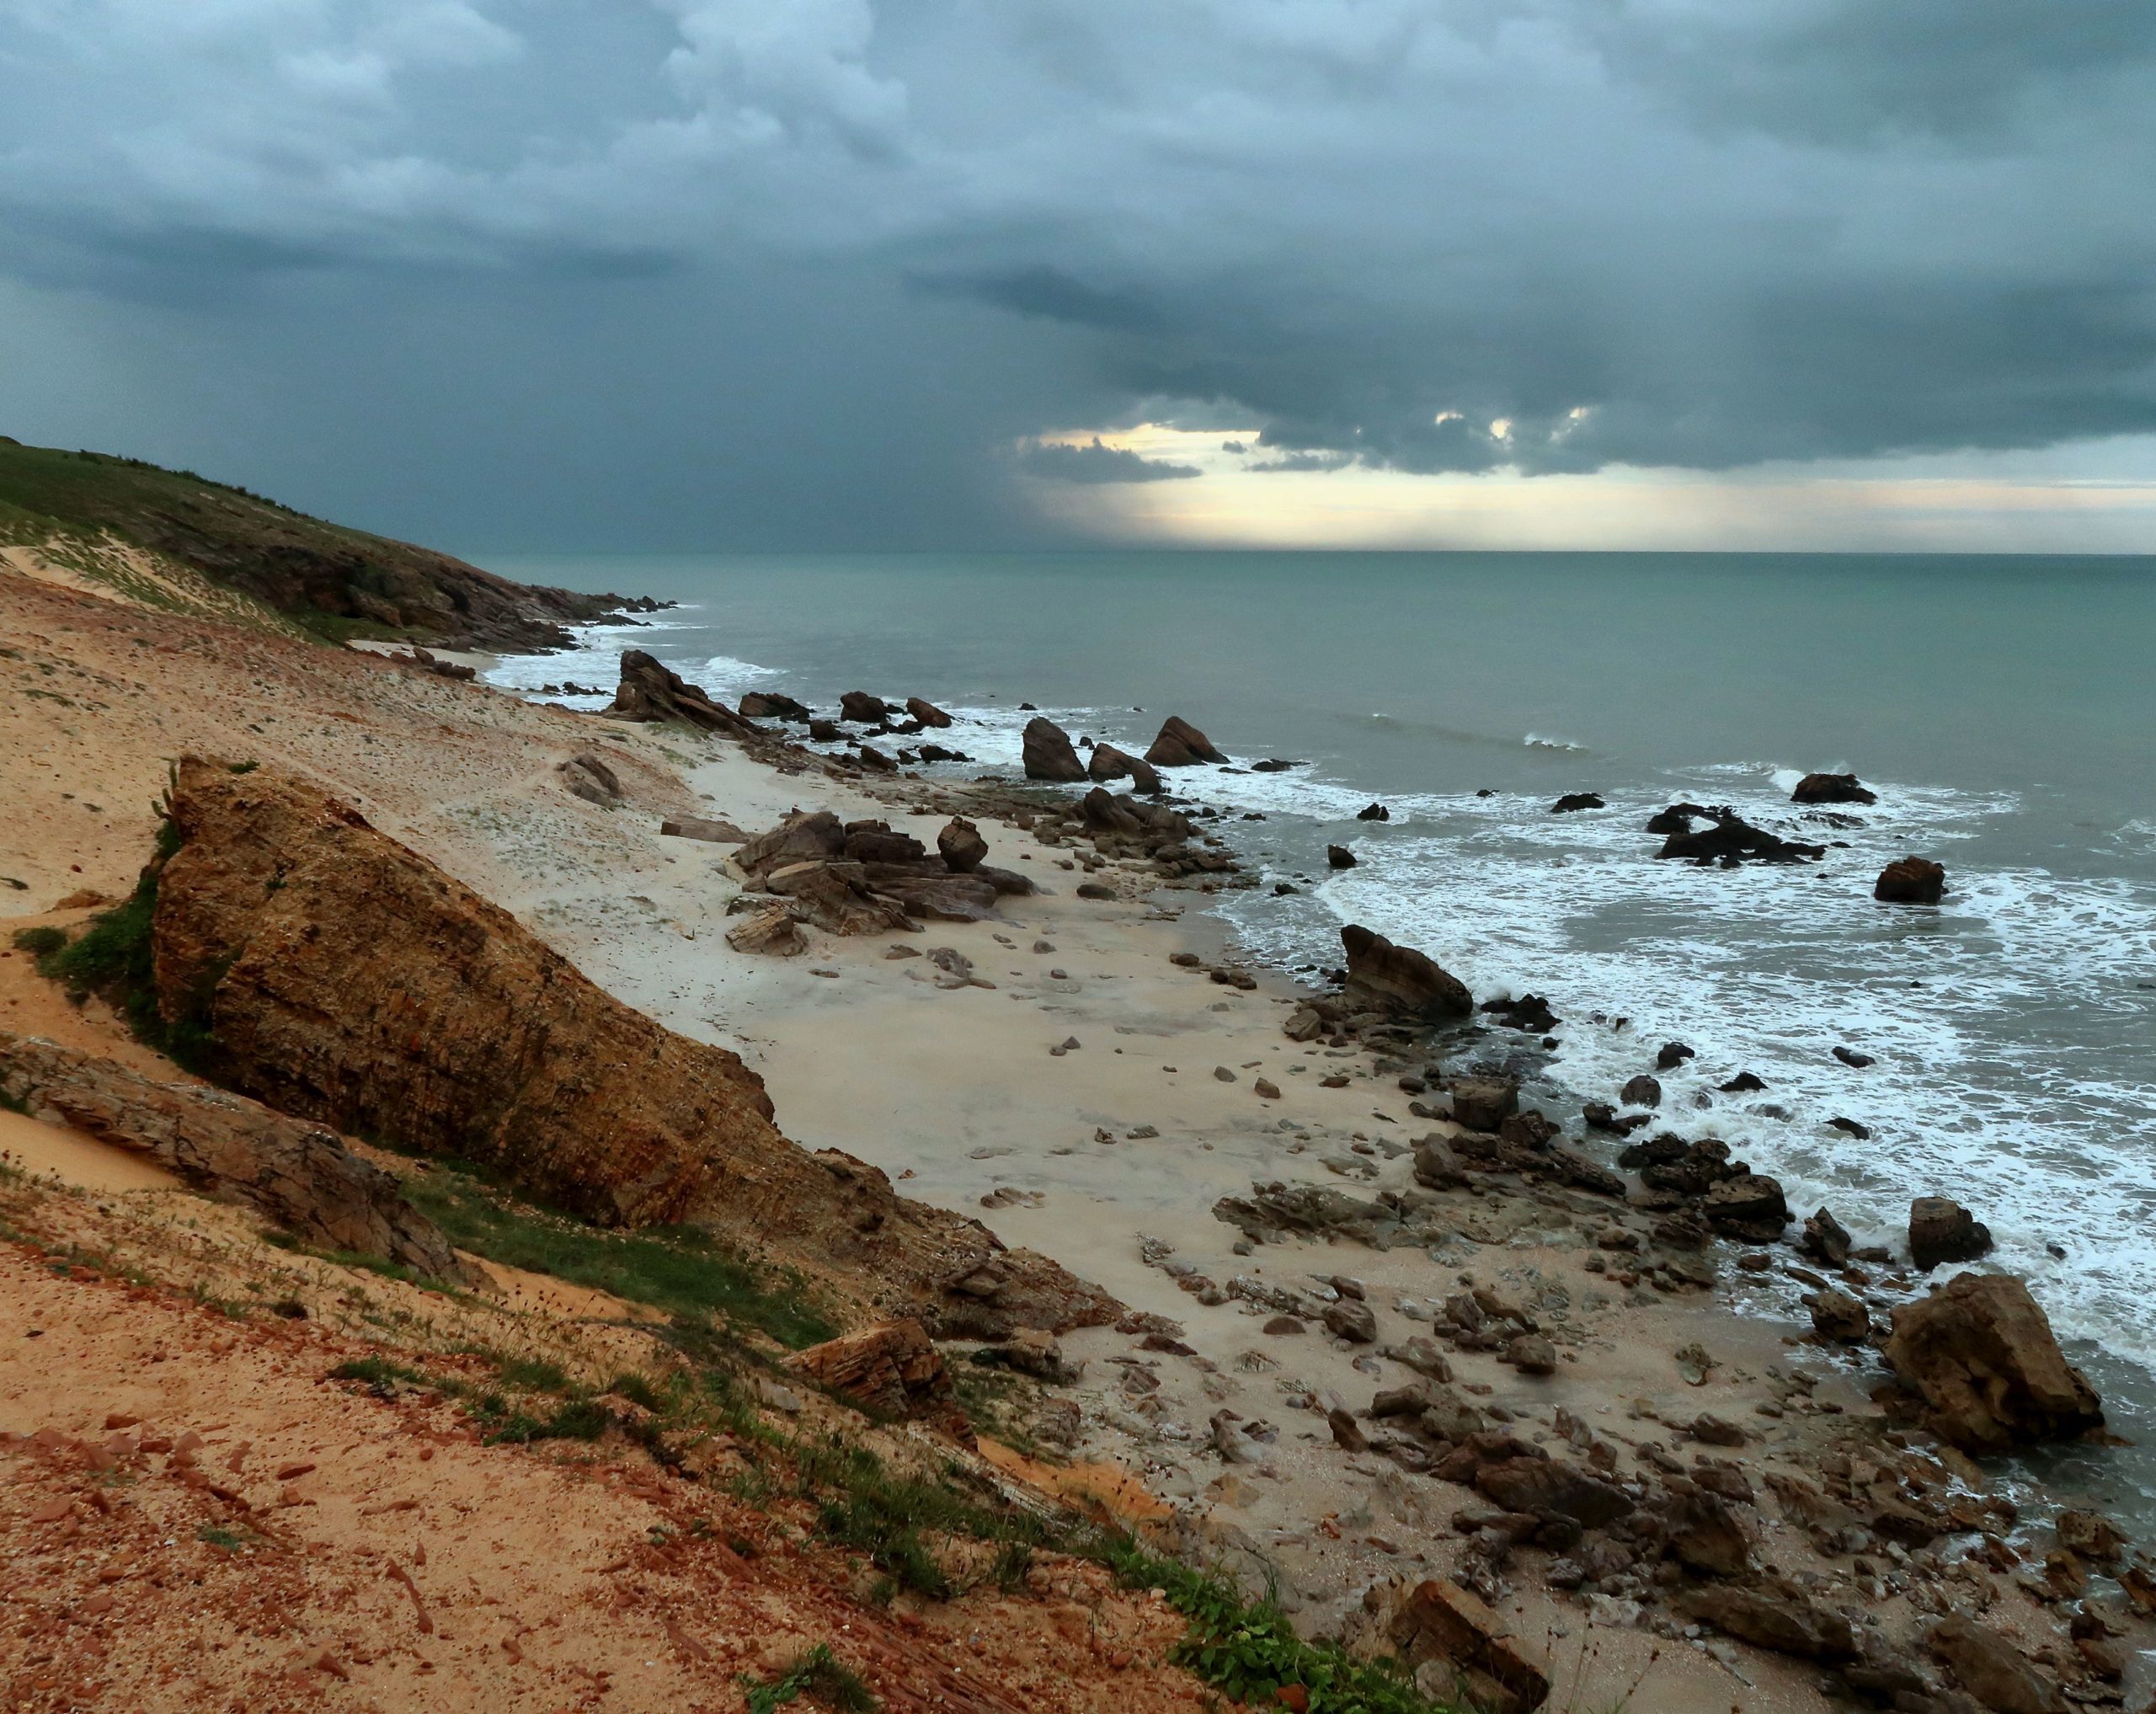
[483,549,2156,1518]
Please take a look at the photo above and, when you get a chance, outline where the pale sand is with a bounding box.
[0,1108,180,1194]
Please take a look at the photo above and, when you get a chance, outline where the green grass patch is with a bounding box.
[11,926,66,958]
[742,1644,878,1714]
[400,1165,835,1349]
[1101,1539,1449,1714]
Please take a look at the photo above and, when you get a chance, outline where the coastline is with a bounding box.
[3,563,2147,1714]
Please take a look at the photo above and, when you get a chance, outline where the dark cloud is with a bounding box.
[0,0,2149,544]
[1016,438,1199,483]
[1246,450,1353,474]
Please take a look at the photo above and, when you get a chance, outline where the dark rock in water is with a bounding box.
[1340,924,1473,1019]
[1792,772,1878,806]
[1273,882,1299,895]
[1619,1073,1662,1108]
[808,717,842,742]
[1358,802,1390,821]
[1021,716,1086,782]
[852,745,898,772]
[915,743,969,763]
[1828,1116,1870,1139]
[1833,1045,1875,1068]
[739,691,812,721]
[1449,1076,1519,1132]
[937,817,988,873]
[1909,1196,1993,1271]
[1700,1172,1790,1236]
[1885,1272,2103,1452]
[1875,857,1946,904]
[1657,807,1825,866]
[1327,844,1358,868]
[1719,1071,1767,1093]
[904,696,953,729]
[1656,1040,1695,1071]
[1145,714,1226,767]
[1550,792,1605,814]
[839,690,890,724]
[1801,1207,1853,1267]
[1250,757,1299,772]
[1646,801,1714,835]
[1481,993,1558,1033]
[1087,742,1163,794]
[606,650,764,740]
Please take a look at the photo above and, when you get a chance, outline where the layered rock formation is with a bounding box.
[145,759,1114,1336]
[0,1030,467,1282]
[606,651,763,740]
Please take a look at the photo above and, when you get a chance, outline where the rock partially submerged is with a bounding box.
[1791,772,1877,805]
[1654,806,1826,866]
[1883,1272,2104,1451]
[1876,857,1947,904]
[1908,1195,1993,1270]
[0,1031,469,1284]
[1144,715,1225,767]
[147,759,1114,1336]
[1339,924,1472,1019]
[606,649,763,740]
[1086,743,1163,794]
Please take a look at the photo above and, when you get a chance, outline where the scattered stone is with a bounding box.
[1327,844,1358,868]
[1254,1078,1282,1100]
[1324,1300,1378,1343]
[1502,1334,1557,1375]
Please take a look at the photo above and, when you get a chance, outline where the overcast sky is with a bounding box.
[3,0,2154,552]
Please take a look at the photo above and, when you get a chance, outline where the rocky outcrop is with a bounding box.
[785,1319,961,1427]
[724,904,806,956]
[738,691,813,721]
[1021,717,1086,782]
[557,751,623,806]
[903,697,952,729]
[839,691,889,724]
[606,651,763,740]
[1680,1582,1856,1662]
[1144,715,1225,767]
[765,861,917,936]
[1883,1273,2104,1451]
[0,1031,468,1283]
[1339,925,1472,1019]
[1909,1195,1993,1270]
[1655,807,1825,867]
[1550,792,1604,813]
[1792,772,1877,806]
[659,814,747,844]
[1876,857,1947,904]
[1365,1578,1550,1714]
[146,759,1116,1336]
[1086,744,1163,794]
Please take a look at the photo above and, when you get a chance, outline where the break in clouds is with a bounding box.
[3,0,2153,540]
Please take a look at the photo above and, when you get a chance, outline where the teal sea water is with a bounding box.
[485,549,2156,1515]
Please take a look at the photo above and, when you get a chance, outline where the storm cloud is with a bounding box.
[2,0,2151,543]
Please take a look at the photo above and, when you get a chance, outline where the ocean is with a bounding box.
[482,548,2156,1517]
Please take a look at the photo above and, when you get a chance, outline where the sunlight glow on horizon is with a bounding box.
[1021,424,2156,553]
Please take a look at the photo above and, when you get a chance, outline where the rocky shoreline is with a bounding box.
[2,558,2148,1714]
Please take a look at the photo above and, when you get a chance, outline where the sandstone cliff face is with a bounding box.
[149,758,1115,1336]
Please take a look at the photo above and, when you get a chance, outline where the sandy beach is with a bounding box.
[3,558,2143,1714]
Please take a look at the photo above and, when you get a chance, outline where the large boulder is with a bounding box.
[763,861,917,936]
[1339,924,1472,1019]
[1909,1195,1993,1270]
[1876,857,1947,904]
[1792,772,1877,806]
[1679,1583,1856,1663]
[1374,1578,1550,1714]
[738,690,812,721]
[903,696,953,729]
[937,816,988,873]
[1449,1077,1519,1132]
[1883,1273,2104,1452]
[1086,743,1164,794]
[737,810,846,878]
[1144,715,1226,767]
[146,759,1118,1337]
[0,1031,469,1283]
[838,690,890,724]
[1927,1615,2064,1714]
[606,650,763,740]
[1021,717,1086,782]
[840,820,926,864]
